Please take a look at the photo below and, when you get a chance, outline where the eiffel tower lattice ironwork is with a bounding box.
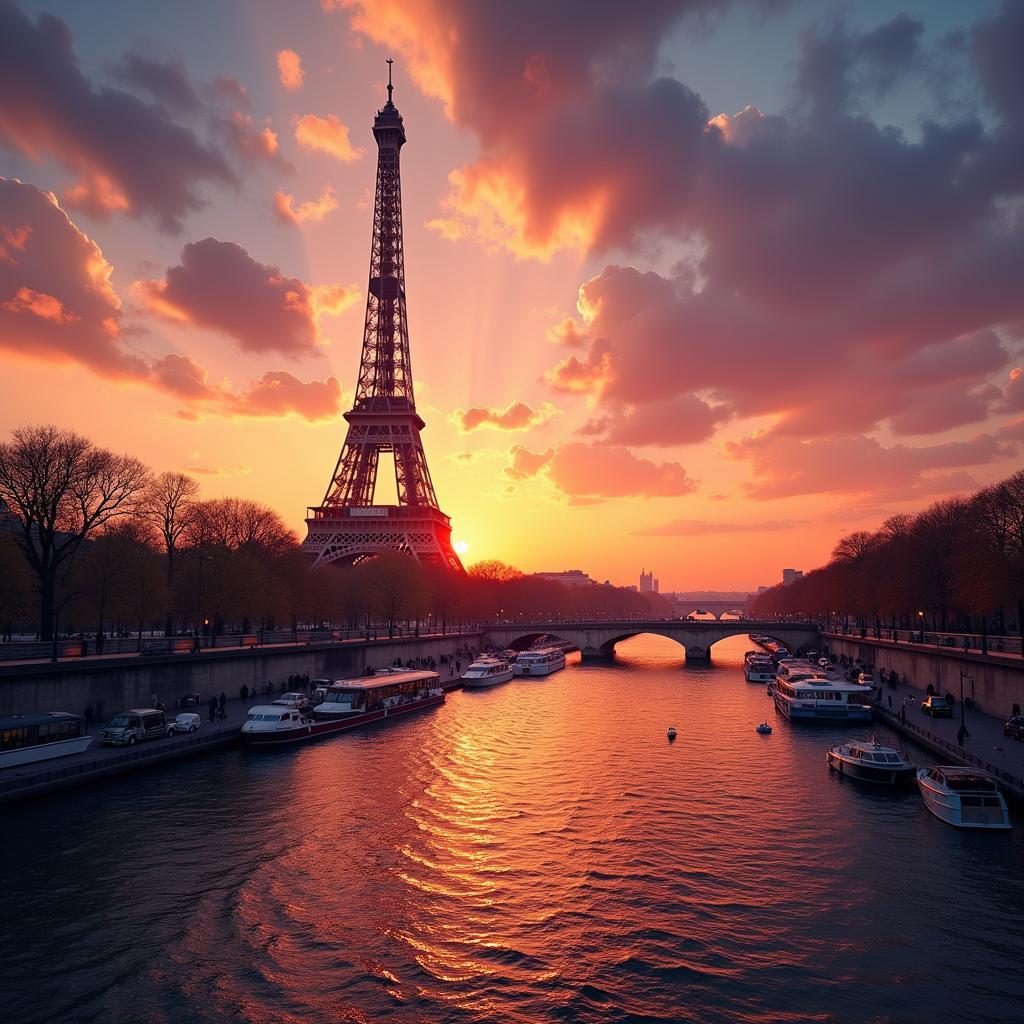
[303,62,463,571]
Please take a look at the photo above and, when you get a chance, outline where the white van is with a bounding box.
[98,708,168,746]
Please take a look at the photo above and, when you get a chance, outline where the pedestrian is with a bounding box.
[219,692,226,712]
[96,631,105,655]
[887,695,892,710]
[303,673,309,689]
[84,705,94,730]
[280,680,287,693]
[241,684,249,701]
[899,705,905,724]
[208,696,218,722]
[957,722,969,746]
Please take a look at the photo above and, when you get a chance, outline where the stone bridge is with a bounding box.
[481,620,820,662]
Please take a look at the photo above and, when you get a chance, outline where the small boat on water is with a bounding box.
[916,766,1012,829]
[667,726,677,740]
[827,737,916,784]
[242,670,444,746]
[462,655,514,688]
[756,722,773,735]
[512,646,566,677]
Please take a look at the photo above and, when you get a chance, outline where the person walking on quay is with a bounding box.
[240,684,249,702]
[218,692,226,714]
[899,704,906,725]
[957,722,970,747]
[208,696,218,723]
[303,672,309,690]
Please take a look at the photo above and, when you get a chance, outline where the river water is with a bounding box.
[2,634,1022,1024]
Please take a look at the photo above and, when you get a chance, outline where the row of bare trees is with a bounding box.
[0,425,670,643]
[749,471,1024,635]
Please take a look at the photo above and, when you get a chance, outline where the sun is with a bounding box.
[453,539,469,555]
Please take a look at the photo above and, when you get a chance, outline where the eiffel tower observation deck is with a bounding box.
[303,62,463,572]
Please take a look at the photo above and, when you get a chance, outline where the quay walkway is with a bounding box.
[872,676,1024,802]
[0,662,466,805]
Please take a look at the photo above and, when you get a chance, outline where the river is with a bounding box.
[2,634,1022,1023]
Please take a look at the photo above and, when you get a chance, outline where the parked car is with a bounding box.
[178,692,202,707]
[168,712,201,735]
[921,696,953,718]
[98,708,168,745]
[1003,715,1024,741]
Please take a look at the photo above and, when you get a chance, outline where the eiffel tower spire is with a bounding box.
[303,63,463,571]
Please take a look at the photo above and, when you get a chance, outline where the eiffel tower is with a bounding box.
[303,62,463,571]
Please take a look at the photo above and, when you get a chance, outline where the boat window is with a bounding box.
[280,713,290,721]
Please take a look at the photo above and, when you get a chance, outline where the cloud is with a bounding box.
[221,371,342,421]
[635,519,798,537]
[0,178,340,422]
[294,113,364,162]
[216,111,290,170]
[452,401,558,433]
[134,237,339,356]
[274,186,339,225]
[505,441,696,503]
[1000,367,1024,413]
[311,282,362,318]
[277,49,305,90]
[581,394,731,447]
[186,464,253,477]
[0,177,141,377]
[109,54,201,111]
[0,5,234,231]
[725,432,1010,501]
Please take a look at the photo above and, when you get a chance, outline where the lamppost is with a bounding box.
[958,670,973,747]
[917,610,925,644]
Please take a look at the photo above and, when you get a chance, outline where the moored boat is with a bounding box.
[773,665,873,722]
[744,650,775,683]
[827,737,916,784]
[462,655,514,688]
[0,712,93,767]
[512,646,566,677]
[242,670,444,746]
[916,766,1012,829]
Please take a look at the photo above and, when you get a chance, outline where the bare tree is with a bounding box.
[0,425,151,641]
[140,471,199,634]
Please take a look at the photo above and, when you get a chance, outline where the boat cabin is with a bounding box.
[314,670,441,716]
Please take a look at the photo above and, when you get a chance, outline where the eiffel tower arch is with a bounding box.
[303,63,463,572]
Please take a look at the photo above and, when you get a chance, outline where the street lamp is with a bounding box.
[958,670,973,747]
[917,610,925,644]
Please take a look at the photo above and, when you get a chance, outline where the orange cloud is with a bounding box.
[505,441,696,503]
[294,113,364,162]
[311,282,361,318]
[274,185,339,225]
[134,238,336,356]
[452,401,558,433]
[276,49,304,90]
[3,286,79,324]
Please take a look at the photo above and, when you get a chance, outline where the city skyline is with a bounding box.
[2,0,1023,590]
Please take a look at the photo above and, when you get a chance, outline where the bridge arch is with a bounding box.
[707,631,795,656]
[594,631,689,660]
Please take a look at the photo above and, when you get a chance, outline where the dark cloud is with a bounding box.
[135,237,326,356]
[108,53,200,111]
[0,4,235,232]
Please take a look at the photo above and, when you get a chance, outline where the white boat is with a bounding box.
[827,738,916,784]
[242,671,444,746]
[916,767,1012,829]
[0,712,93,767]
[744,651,775,683]
[461,655,514,688]
[511,646,566,677]
[772,663,873,722]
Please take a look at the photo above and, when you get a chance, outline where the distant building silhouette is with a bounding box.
[782,568,803,586]
[639,569,659,594]
[533,569,596,588]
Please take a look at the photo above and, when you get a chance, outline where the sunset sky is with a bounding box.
[2,0,1023,591]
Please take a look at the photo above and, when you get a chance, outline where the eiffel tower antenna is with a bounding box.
[303,62,463,571]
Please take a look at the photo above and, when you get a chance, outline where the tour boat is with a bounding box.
[241,670,444,746]
[744,651,775,683]
[827,737,916,784]
[0,712,93,768]
[772,666,873,722]
[512,646,566,677]
[916,766,1012,829]
[756,722,773,735]
[461,655,514,688]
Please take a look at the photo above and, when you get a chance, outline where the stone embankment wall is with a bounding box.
[0,633,484,718]
[823,633,1024,717]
